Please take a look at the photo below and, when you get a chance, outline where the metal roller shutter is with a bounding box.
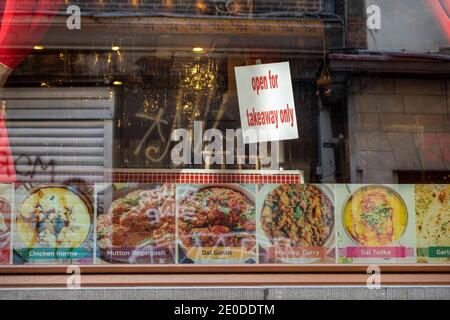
[2,87,114,183]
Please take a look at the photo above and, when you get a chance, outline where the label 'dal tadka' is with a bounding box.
[343,246,415,259]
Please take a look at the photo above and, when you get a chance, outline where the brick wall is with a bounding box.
[348,76,450,183]
[346,0,367,49]
[64,0,326,15]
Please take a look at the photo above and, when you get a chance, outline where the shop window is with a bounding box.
[0,0,448,285]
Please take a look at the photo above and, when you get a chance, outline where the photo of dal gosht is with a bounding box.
[178,187,255,249]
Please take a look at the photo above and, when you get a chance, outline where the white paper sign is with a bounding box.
[235,62,299,144]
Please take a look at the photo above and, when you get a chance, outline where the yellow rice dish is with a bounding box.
[343,185,407,246]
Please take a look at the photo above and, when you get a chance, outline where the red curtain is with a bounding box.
[427,0,450,42]
[0,109,15,182]
[0,0,62,69]
[0,0,61,183]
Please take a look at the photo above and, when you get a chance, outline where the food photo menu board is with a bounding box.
[0,182,448,266]
[336,184,417,264]
[416,184,450,264]
[257,184,335,264]
[12,183,95,264]
[95,183,176,264]
[0,184,12,265]
[177,184,257,264]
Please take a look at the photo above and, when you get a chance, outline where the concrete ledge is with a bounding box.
[0,286,449,300]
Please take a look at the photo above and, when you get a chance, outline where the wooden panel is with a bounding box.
[47,16,326,37]
[0,273,449,288]
[1,264,449,274]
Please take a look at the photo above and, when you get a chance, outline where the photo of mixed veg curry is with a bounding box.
[261,184,334,247]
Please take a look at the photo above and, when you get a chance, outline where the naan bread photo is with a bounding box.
[416,185,450,263]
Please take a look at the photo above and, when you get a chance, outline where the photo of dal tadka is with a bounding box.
[178,187,255,248]
[97,184,175,249]
[343,185,407,246]
[261,185,334,247]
